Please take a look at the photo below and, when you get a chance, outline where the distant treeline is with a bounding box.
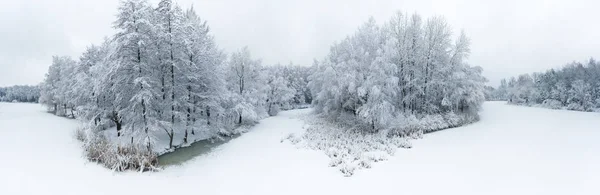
[489,58,600,112]
[0,85,40,103]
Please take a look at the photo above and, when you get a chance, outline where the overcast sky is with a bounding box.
[1,0,598,87]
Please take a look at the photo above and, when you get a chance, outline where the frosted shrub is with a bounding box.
[358,158,372,169]
[387,112,478,136]
[105,145,158,172]
[444,112,462,127]
[387,115,421,137]
[542,99,563,109]
[508,97,528,105]
[339,162,358,177]
[329,156,343,167]
[286,111,480,176]
[78,127,158,172]
[74,127,87,142]
[566,103,584,111]
[419,114,446,133]
[268,106,281,116]
[83,133,111,163]
[362,151,389,162]
[282,133,301,144]
[286,114,416,176]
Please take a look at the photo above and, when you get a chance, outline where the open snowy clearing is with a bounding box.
[0,101,598,195]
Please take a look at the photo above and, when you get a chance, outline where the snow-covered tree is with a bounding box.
[225,47,267,124]
[264,66,295,115]
[308,12,485,133]
[39,56,77,115]
[178,6,226,143]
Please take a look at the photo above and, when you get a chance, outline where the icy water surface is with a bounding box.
[158,134,240,166]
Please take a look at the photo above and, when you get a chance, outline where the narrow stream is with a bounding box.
[157,134,240,166]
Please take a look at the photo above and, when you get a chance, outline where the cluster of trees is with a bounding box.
[39,0,310,151]
[483,86,497,101]
[267,63,313,110]
[309,13,486,133]
[0,85,40,102]
[494,58,600,111]
[36,2,487,170]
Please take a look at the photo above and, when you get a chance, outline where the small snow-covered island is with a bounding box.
[1,0,599,194]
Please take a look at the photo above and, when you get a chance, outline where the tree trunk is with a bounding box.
[186,84,191,143]
[162,73,166,100]
[116,121,122,137]
[183,130,188,144]
[185,111,190,144]
[142,99,147,134]
[192,96,196,135]
[423,63,429,113]
[238,114,242,124]
[168,130,174,148]
[170,41,175,149]
[113,111,122,137]
[206,107,210,125]
[371,120,375,130]
[267,101,272,116]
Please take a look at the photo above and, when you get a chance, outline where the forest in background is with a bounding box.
[0,85,40,103]
[488,58,600,112]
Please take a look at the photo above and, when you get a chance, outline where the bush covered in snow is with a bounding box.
[286,115,415,176]
[285,111,478,176]
[76,127,158,172]
[541,99,563,110]
[283,115,393,176]
[75,127,87,142]
[566,103,582,111]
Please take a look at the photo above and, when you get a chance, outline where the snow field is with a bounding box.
[1,102,599,195]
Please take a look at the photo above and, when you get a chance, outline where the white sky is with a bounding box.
[1,0,598,87]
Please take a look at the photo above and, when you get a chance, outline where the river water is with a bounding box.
[157,134,240,166]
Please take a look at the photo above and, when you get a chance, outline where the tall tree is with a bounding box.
[109,0,159,148]
[227,47,266,124]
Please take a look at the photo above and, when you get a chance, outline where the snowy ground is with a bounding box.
[0,101,598,195]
